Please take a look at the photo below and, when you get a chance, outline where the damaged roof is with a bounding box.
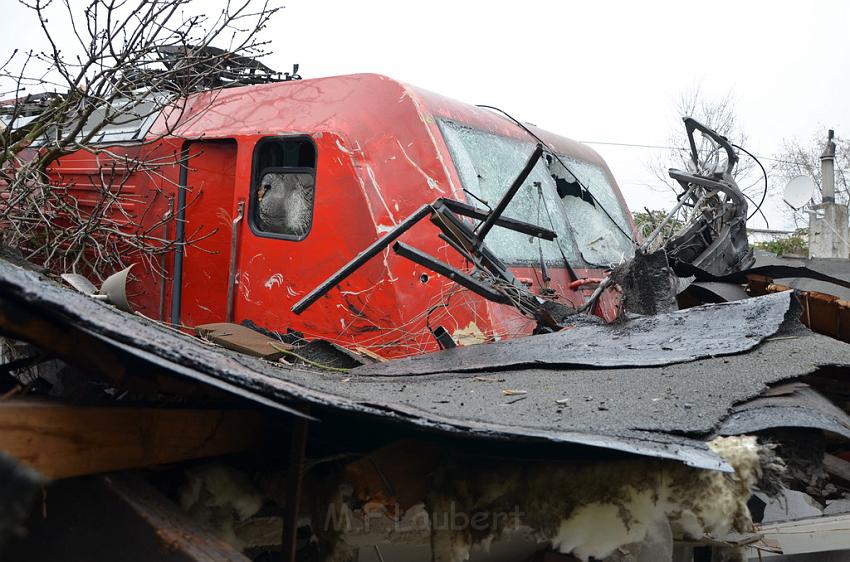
[754,249,850,300]
[352,292,793,375]
[1,258,849,472]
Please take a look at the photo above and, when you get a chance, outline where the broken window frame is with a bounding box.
[4,96,165,147]
[436,118,587,268]
[248,135,317,241]
[550,154,635,267]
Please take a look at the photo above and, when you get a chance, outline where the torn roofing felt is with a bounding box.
[752,250,850,300]
[0,259,849,472]
[336,325,850,437]
[353,292,793,377]
[718,382,850,440]
[678,254,850,300]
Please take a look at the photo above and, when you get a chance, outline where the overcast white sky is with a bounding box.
[4,0,850,229]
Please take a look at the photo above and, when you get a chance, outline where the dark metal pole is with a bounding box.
[170,145,191,326]
[281,409,309,562]
[225,201,245,322]
[393,242,510,304]
[292,191,558,316]
[440,198,556,240]
[473,144,543,248]
[158,195,174,322]
[291,203,432,314]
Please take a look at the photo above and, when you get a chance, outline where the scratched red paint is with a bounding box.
[46,74,637,358]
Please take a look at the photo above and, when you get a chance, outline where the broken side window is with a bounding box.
[77,97,164,144]
[3,96,164,146]
[250,137,316,239]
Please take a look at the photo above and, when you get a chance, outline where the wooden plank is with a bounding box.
[750,512,850,557]
[824,453,850,486]
[0,399,267,479]
[107,473,252,562]
[344,439,445,514]
[195,322,291,359]
[233,516,283,549]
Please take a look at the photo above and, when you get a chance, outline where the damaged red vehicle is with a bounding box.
[49,73,637,357]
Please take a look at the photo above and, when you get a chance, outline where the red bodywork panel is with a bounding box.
[179,140,238,326]
[46,74,637,358]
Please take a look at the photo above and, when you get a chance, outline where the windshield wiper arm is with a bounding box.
[472,144,543,249]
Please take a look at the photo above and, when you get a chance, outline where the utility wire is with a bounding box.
[476,104,635,245]
[583,138,773,226]
[579,139,798,166]
[476,108,778,242]
[732,142,769,223]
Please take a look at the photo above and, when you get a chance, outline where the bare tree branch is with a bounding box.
[0,0,287,279]
[647,87,758,222]
[771,132,850,228]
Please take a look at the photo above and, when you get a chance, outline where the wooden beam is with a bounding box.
[824,453,850,486]
[195,322,292,360]
[281,411,309,562]
[0,295,216,400]
[752,512,850,557]
[0,399,268,479]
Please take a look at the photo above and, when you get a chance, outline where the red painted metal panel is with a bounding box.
[179,140,238,327]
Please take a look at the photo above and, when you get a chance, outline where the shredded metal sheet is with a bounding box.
[1,260,849,471]
[354,292,793,377]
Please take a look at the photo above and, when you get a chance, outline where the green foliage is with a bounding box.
[632,208,685,244]
[753,230,809,256]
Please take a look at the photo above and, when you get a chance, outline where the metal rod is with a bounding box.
[281,409,309,562]
[0,353,49,376]
[293,194,553,316]
[158,195,173,322]
[225,200,245,322]
[393,242,510,303]
[640,183,697,251]
[473,144,543,248]
[170,146,190,326]
[430,205,515,284]
[440,197,556,240]
[292,203,433,314]
[578,275,613,314]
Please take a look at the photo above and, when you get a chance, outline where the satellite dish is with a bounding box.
[783,175,816,210]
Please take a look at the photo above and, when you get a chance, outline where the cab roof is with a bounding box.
[154,73,610,169]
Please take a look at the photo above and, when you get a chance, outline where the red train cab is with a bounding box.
[48,73,637,358]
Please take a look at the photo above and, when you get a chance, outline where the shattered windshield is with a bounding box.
[550,156,634,266]
[438,119,580,266]
[438,118,634,267]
